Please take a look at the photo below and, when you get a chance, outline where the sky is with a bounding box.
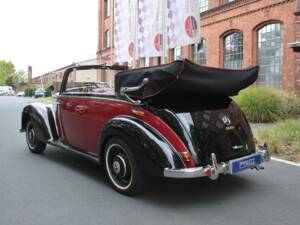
[0,0,98,77]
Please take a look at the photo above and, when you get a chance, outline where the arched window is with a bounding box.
[192,39,206,65]
[223,32,243,69]
[257,23,283,89]
[104,30,110,48]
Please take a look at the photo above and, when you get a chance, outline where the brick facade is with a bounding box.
[97,0,299,92]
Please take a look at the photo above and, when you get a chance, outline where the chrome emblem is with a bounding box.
[222,116,231,126]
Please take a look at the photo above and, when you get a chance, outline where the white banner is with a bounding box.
[167,0,200,48]
[114,0,136,62]
[138,0,163,57]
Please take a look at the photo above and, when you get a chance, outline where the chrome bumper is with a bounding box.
[164,149,271,179]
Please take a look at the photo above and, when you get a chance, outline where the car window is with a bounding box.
[64,69,115,96]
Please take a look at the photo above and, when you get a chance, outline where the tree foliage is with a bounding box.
[0,60,27,89]
[0,60,16,86]
[17,70,28,84]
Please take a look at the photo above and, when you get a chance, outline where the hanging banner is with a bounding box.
[114,0,136,62]
[167,0,200,49]
[138,0,163,57]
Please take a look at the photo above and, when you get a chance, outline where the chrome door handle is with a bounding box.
[74,105,88,114]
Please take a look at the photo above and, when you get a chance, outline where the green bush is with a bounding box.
[233,87,283,123]
[45,86,52,97]
[276,91,300,119]
[24,87,36,97]
[255,119,300,162]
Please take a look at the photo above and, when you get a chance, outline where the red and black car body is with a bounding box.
[20,59,270,195]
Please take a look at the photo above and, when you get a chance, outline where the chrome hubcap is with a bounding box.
[105,144,132,190]
[111,153,129,179]
[27,125,36,149]
[112,161,121,174]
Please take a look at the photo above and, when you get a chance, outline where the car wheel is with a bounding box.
[26,120,46,154]
[104,137,147,196]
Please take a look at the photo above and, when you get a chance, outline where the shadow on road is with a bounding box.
[41,146,253,207]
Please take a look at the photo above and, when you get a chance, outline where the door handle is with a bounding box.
[75,105,88,114]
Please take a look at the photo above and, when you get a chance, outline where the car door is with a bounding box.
[84,98,133,154]
[58,95,88,151]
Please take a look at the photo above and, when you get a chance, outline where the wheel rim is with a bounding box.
[105,143,133,190]
[26,124,37,149]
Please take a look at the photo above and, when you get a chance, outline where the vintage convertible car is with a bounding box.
[20,59,270,195]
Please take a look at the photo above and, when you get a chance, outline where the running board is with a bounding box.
[48,141,100,164]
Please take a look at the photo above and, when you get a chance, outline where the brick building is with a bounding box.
[32,58,100,90]
[97,0,300,92]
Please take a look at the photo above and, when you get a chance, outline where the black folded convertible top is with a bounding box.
[115,59,258,99]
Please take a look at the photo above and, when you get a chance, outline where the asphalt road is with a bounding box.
[1,96,300,225]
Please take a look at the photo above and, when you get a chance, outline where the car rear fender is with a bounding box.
[98,116,185,177]
[20,103,58,142]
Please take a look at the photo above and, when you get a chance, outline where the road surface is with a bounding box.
[0,96,299,225]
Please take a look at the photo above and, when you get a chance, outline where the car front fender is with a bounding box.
[20,103,58,142]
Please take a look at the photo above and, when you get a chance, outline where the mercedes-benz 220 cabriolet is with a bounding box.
[20,59,270,195]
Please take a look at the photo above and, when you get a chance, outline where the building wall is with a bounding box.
[97,0,299,92]
[200,0,299,91]
[32,58,99,90]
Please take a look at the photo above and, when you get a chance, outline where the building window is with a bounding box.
[192,39,206,65]
[139,57,149,67]
[257,23,283,89]
[224,0,235,3]
[223,32,243,69]
[173,46,183,60]
[297,0,300,13]
[104,30,110,48]
[199,0,208,13]
[105,0,110,17]
[153,57,161,65]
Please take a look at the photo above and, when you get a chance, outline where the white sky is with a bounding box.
[0,0,98,77]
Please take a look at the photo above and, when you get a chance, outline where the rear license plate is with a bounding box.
[230,154,262,174]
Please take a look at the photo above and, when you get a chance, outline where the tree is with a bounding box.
[5,73,19,89]
[0,60,16,86]
[17,70,28,85]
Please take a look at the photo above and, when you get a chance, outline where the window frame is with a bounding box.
[256,23,283,89]
[199,0,208,13]
[223,31,244,69]
[104,0,110,18]
[104,30,111,49]
[191,39,206,65]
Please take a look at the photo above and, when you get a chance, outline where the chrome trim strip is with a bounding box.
[48,141,99,164]
[60,94,132,105]
[164,150,270,179]
[120,78,149,95]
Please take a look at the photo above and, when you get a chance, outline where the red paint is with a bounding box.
[185,16,198,38]
[128,43,134,58]
[57,96,195,168]
[154,33,162,52]
[141,109,196,168]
